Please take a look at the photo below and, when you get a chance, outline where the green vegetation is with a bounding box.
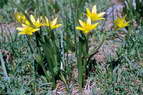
[0,0,143,95]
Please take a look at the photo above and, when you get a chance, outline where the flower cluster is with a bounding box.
[15,5,129,35]
[76,5,105,34]
[75,5,129,33]
[15,12,62,35]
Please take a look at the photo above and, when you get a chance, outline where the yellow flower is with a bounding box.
[86,5,105,22]
[76,18,99,34]
[15,12,30,25]
[30,15,43,27]
[114,16,129,30]
[44,17,62,30]
[17,24,39,35]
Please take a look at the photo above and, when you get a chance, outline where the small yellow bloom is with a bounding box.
[86,5,105,22]
[76,18,99,34]
[44,17,62,30]
[114,16,129,30]
[15,12,30,25]
[17,24,39,35]
[30,15,43,27]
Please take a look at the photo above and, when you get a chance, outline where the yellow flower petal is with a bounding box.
[83,31,89,34]
[16,27,24,31]
[98,12,105,17]
[92,5,97,13]
[92,23,99,29]
[18,31,33,35]
[44,17,50,26]
[86,8,91,17]
[76,26,84,31]
[87,18,91,24]
[30,15,36,23]
[54,24,62,29]
[79,20,86,27]
[51,17,58,25]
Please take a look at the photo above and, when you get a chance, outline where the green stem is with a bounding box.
[77,34,89,88]
[87,35,106,63]
[0,52,9,80]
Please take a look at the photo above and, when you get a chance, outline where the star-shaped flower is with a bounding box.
[76,18,99,34]
[17,24,39,35]
[86,5,105,22]
[44,17,62,30]
[114,16,129,30]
